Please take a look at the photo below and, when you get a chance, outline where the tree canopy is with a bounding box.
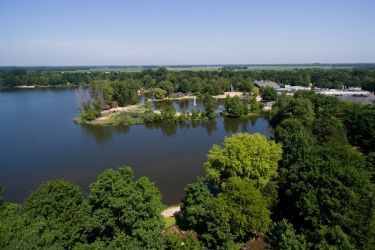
[0,166,165,249]
[204,133,282,190]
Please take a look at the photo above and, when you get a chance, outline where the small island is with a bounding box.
[74,77,265,126]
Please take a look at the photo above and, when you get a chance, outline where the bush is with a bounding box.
[191,109,201,120]
[143,110,162,123]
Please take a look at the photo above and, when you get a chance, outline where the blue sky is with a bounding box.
[0,0,374,66]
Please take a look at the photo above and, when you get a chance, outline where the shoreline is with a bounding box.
[161,205,181,218]
[1,85,79,91]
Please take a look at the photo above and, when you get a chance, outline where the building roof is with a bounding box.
[254,80,280,89]
[337,94,375,104]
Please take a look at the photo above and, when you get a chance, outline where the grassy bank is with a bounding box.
[76,112,145,126]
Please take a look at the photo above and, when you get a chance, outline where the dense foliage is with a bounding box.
[2,67,375,92]
[204,133,282,190]
[178,92,374,248]
[271,92,375,249]
[0,166,165,249]
[260,86,277,102]
[179,133,282,249]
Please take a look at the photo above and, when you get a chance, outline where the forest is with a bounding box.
[1,67,375,92]
[1,91,374,249]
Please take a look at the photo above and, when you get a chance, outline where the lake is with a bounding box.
[0,88,273,204]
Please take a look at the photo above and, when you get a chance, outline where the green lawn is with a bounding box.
[164,217,176,229]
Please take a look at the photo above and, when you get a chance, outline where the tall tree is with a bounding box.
[202,94,217,119]
[88,166,164,249]
[204,133,282,190]
[112,80,139,106]
[218,177,271,241]
[275,118,315,167]
[260,86,277,102]
[3,180,91,249]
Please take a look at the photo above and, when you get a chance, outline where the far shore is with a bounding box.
[1,85,79,91]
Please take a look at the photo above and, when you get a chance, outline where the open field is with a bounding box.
[72,64,372,73]
[2,64,374,74]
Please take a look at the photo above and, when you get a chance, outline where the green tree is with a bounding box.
[163,232,201,250]
[159,80,174,95]
[190,109,201,120]
[177,178,234,249]
[89,80,113,104]
[224,96,248,118]
[150,87,167,99]
[261,86,277,102]
[160,102,176,122]
[275,118,315,167]
[248,96,260,111]
[0,203,25,248]
[269,219,307,250]
[204,133,282,190]
[278,144,375,248]
[6,180,91,249]
[238,80,254,92]
[112,80,139,106]
[344,104,375,153]
[199,198,235,250]
[218,177,271,240]
[315,225,356,250]
[79,98,101,122]
[178,178,214,231]
[312,115,348,145]
[271,96,315,127]
[202,94,217,119]
[89,166,164,249]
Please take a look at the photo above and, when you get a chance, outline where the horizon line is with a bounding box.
[1,62,375,68]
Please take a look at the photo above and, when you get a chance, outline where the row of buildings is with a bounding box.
[254,80,375,104]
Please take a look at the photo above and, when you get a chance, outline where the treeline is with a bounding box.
[1,67,375,91]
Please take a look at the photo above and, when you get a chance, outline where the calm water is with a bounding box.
[0,89,273,204]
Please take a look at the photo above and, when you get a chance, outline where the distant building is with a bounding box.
[168,92,186,98]
[277,85,311,94]
[314,87,374,104]
[254,80,280,89]
[315,89,370,96]
[336,95,375,104]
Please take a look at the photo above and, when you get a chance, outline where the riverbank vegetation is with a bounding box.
[1,90,374,248]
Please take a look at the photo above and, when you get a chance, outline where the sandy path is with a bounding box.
[213,91,244,99]
[161,206,181,218]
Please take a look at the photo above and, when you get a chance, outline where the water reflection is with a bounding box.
[200,119,218,135]
[80,116,272,143]
[81,124,130,143]
[223,117,247,133]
